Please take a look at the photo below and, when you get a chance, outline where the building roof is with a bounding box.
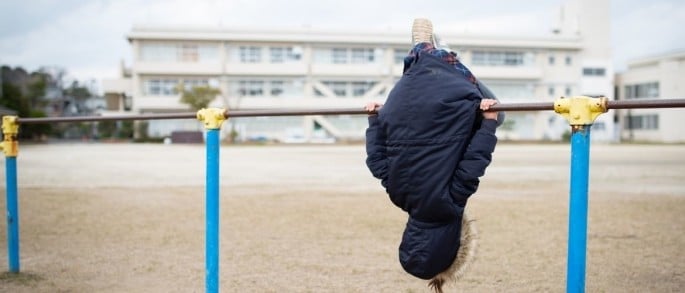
[127,25,583,50]
[627,49,685,68]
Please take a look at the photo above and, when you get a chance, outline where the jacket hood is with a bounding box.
[399,215,463,279]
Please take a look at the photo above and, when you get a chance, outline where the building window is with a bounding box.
[331,48,348,64]
[290,47,302,61]
[238,80,264,96]
[352,81,375,97]
[565,56,572,65]
[141,43,218,63]
[565,86,572,96]
[351,48,375,64]
[140,44,177,62]
[145,79,161,95]
[592,122,605,131]
[624,82,659,99]
[472,51,525,66]
[269,47,301,63]
[233,79,301,97]
[270,81,284,96]
[178,44,218,63]
[180,79,209,91]
[318,81,379,98]
[324,81,348,96]
[144,78,210,96]
[548,55,555,65]
[239,46,262,63]
[314,47,378,64]
[582,67,606,76]
[178,44,199,62]
[479,81,534,101]
[270,47,286,63]
[197,45,219,62]
[624,85,632,99]
[395,49,408,64]
[504,52,522,66]
[625,114,659,130]
[548,86,555,96]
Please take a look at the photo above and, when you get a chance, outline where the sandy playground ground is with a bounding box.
[0,142,683,292]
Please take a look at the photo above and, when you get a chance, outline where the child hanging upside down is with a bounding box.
[364,18,503,293]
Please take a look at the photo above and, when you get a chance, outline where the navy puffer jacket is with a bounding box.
[365,52,497,279]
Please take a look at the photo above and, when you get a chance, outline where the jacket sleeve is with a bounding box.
[365,115,389,188]
[450,119,498,201]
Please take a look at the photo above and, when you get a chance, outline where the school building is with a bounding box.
[103,0,622,143]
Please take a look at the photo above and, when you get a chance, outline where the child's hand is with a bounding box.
[365,102,383,114]
[480,99,498,120]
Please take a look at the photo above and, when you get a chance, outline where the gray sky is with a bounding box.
[1,0,684,88]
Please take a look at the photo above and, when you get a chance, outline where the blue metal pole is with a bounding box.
[567,126,591,293]
[5,156,20,272]
[206,129,220,293]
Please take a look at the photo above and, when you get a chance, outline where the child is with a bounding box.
[364,18,500,293]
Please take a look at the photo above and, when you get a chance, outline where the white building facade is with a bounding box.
[104,0,615,142]
[615,50,685,143]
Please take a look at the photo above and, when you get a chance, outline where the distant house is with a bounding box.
[615,50,685,143]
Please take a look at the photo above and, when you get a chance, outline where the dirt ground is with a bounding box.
[0,143,683,292]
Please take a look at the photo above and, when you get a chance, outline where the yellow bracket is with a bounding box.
[196,108,228,130]
[2,116,19,157]
[554,96,608,126]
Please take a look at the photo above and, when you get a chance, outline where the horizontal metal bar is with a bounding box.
[228,102,555,117]
[228,108,375,118]
[17,113,198,124]
[607,99,685,109]
[12,98,685,124]
[488,102,554,112]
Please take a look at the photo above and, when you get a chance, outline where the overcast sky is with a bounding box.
[1,0,684,89]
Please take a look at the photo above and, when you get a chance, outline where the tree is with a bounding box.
[27,72,48,109]
[63,80,94,115]
[1,66,52,139]
[178,84,221,111]
[1,82,27,116]
[1,66,31,117]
